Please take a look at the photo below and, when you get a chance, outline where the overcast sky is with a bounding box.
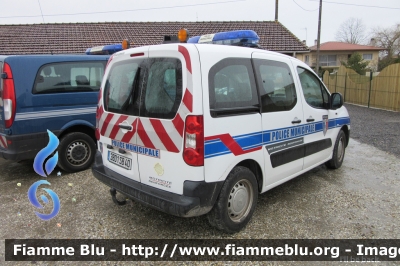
[1,0,399,46]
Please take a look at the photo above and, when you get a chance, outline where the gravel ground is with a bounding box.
[0,103,399,265]
[3,139,400,266]
[345,104,400,158]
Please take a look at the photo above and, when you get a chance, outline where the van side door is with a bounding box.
[252,52,304,190]
[294,66,338,169]
[202,47,263,185]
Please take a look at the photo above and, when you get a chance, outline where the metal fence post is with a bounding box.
[335,72,338,93]
[344,73,347,102]
[368,71,373,108]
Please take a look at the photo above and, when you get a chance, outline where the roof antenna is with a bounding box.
[37,0,53,54]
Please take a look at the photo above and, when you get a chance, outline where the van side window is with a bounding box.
[297,67,330,109]
[103,60,144,115]
[141,58,182,119]
[253,59,297,113]
[33,62,105,94]
[209,58,259,117]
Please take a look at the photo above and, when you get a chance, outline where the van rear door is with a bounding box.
[98,49,148,183]
[136,44,203,195]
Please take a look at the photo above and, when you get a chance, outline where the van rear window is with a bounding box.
[33,61,105,94]
[104,58,182,119]
[103,60,143,115]
[140,58,182,119]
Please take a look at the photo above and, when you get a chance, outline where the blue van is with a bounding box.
[0,54,109,172]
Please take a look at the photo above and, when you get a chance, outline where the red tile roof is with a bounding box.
[0,21,308,55]
[309,42,382,52]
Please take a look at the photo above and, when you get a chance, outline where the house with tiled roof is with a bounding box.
[298,41,383,72]
[0,21,308,57]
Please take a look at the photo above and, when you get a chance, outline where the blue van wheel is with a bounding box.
[57,132,96,173]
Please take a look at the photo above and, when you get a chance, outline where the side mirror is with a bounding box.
[330,93,343,110]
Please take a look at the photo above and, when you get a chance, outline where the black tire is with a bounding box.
[325,130,347,169]
[207,166,258,234]
[57,132,96,173]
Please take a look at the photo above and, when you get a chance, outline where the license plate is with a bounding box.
[108,151,132,170]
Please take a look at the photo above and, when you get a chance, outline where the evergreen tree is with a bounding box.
[341,53,369,75]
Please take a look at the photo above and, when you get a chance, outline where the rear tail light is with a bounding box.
[2,63,16,128]
[183,115,204,166]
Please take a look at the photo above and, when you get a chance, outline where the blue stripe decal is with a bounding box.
[205,117,350,159]
[14,107,96,121]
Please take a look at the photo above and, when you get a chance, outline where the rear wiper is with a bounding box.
[121,67,141,111]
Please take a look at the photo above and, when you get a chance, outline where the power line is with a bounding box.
[292,0,319,11]
[0,0,246,19]
[37,0,45,23]
[309,0,400,10]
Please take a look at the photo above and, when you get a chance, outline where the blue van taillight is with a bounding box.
[2,63,16,128]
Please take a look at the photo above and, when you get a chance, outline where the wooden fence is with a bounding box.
[323,64,400,112]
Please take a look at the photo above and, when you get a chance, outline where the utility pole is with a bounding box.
[315,0,322,76]
[275,0,279,21]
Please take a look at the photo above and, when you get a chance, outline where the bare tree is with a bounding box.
[372,23,400,71]
[372,23,400,57]
[335,18,366,44]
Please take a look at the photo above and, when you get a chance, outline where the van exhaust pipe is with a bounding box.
[110,188,127,205]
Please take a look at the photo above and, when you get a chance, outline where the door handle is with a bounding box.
[291,119,302,124]
[306,118,315,122]
[107,144,114,149]
[118,124,133,130]
[118,148,126,154]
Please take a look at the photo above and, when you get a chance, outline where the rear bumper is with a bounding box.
[91,151,223,217]
[0,131,59,161]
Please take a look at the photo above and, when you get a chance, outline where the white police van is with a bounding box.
[92,29,350,233]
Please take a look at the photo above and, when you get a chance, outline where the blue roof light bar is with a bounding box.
[187,30,260,47]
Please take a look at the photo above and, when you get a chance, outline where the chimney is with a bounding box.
[314,39,317,46]
[275,0,279,21]
[370,38,376,46]
[302,40,307,46]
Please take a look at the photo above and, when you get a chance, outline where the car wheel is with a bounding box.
[57,132,96,173]
[207,166,258,233]
[325,129,346,169]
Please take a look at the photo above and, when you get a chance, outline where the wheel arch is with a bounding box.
[341,125,350,147]
[235,159,263,193]
[59,124,96,143]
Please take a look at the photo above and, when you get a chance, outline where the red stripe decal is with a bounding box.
[205,134,261,156]
[172,114,184,137]
[97,105,104,118]
[137,120,155,149]
[100,113,114,136]
[182,89,193,112]
[0,136,7,148]
[121,119,138,143]
[150,119,179,152]
[109,115,129,140]
[178,45,192,74]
